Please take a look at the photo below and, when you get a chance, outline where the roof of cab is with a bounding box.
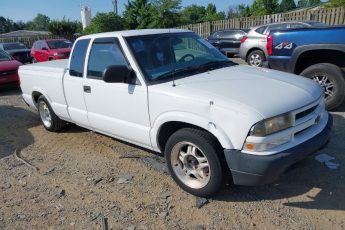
[78,29,191,40]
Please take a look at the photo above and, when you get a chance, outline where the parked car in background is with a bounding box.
[0,49,21,88]
[239,21,326,67]
[0,42,32,64]
[266,26,345,110]
[207,29,249,57]
[31,39,73,62]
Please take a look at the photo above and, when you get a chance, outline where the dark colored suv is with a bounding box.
[207,29,249,57]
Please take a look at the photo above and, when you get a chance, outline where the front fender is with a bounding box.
[150,111,234,151]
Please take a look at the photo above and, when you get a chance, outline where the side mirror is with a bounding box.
[102,65,135,84]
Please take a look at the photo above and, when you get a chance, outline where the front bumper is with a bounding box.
[224,113,333,186]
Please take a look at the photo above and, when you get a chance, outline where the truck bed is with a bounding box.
[19,59,70,120]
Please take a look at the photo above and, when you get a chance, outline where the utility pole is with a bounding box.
[112,0,118,14]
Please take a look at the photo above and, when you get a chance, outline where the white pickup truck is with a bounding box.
[19,29,332,196]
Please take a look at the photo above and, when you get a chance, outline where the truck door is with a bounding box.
[82,37,151,147]
[64,38,91,128]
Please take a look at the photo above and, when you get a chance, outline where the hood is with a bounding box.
[7,49,30,54]
[0,60,21,71]
[162,65,322,118]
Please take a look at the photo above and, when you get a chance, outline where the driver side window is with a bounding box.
[87,38,127,80]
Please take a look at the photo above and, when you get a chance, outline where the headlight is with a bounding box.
[250,113,293,137]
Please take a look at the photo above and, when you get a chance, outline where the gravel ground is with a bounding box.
[0,62,345,229]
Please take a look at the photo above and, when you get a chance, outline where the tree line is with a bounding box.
[0,13,82,35]
[0,0,344,36]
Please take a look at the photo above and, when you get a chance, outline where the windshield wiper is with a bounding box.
[153,66,200,81]
[196,60,234,71]
[152,60,235,83]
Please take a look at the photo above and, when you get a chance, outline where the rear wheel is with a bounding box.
[247,50,265,67]
[300,63,345,110]
[165,128,225,197]
[32,58,36,63]
[38,95,66,131]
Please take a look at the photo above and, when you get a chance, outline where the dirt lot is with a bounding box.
[1,65,345,229]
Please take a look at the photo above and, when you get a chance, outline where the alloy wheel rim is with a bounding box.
[249,54,262,66]
[312,74,334,99]
[171,142,210,189]
[39,101,52,128]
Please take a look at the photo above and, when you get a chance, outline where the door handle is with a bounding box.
[83,85,91,93]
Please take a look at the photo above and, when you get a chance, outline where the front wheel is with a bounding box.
[300,63,345,110]
[165,128,225,197]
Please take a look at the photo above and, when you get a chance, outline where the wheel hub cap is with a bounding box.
[250,54,261,66]
[171,142,210,189]
[39,101,52,128]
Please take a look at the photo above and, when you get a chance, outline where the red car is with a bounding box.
[0,49,21,88]
[31,39,72,62]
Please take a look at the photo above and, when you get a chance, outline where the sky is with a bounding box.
[0,0,253,22]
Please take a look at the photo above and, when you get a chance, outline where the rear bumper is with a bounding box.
[220,48,239,55]
[224,113,333,186]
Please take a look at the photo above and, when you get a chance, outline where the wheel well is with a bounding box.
[294,49,345,74]
[156,121,222,153]
[246,48,265,61]
[32,91,42,107]
[48,57,54,61]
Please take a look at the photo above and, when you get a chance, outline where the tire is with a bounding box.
[165,128,225,197]
[37,95,66,131]
[247,50,265,67]
[32,58,36,63]
[300,63,345,110]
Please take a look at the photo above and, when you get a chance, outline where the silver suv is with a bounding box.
[239,21,325,67]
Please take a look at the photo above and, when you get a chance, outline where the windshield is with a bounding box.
[126,32,232,83]
[0,50,12,61]
[47,40,72,49]
[3,43,27,50]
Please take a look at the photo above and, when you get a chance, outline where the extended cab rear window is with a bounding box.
[69,39,90,77]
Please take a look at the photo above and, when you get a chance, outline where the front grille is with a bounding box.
[295,105,318,120]
[0,70,17,77]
